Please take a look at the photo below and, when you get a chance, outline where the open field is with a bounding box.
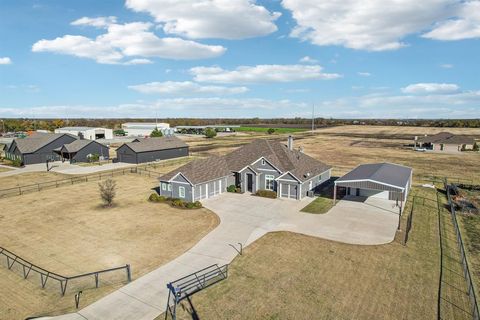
[172,187,441,319]
[0,171,69,188]
[236,126,307,133]
[0,174,219,319]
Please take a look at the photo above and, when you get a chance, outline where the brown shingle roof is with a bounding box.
[159,156,231,185]
[418,132,475,145]
[122,136,187,153]
[159,139,331,185]
[61,140,108,153]
[13,133,78,154]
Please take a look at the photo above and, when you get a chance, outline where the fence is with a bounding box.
[400,195,437,245]
[0,246,131,296]
[445,179,479,320]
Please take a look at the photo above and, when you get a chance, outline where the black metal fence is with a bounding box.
[445,179,479,320]
[0,246,131,296]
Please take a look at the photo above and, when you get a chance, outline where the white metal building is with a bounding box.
[121,122,172,137]
[54,127,113,140]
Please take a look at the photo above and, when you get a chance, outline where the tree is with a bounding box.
[114,129,126,136]
[88,153,100,163]
[205,128,217,138]
[267,128,275,135]
[150,128,163,137]
[473,142,479,152]
[98,179,116,207]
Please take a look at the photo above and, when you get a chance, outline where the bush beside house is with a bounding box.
[255,189,277,199]
[149,193,203,209]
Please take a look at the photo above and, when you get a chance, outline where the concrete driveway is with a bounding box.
[42,193,398,320]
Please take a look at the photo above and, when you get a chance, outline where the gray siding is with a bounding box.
[22,135,77,165]
[300,169,331,198]
[239,167,257,193]
[117,146,189,164]
[71,142,110,163]
[335,180,402,193]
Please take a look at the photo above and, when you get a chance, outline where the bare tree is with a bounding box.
[99,179,116,207]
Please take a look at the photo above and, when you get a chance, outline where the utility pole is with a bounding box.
[311,103,315,132]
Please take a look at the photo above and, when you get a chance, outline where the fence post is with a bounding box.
[126,264,131,282]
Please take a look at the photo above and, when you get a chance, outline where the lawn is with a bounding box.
[0,173,219,319]
[0,171,69,189]
[300,196,333,214]
[0,166,13,173]
[236,126,307,133]
[171,187,441,320]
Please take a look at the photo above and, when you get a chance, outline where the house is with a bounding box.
[4,133,78,165]
[158,137,332,202]
[116,136,189,164]
[55,127,113,140]
[54,140,110,163]
[121,122,172,137]
[333,162,413,211]
[416,132,475,152]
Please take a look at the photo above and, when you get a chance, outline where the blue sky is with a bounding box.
[0,0,479,119]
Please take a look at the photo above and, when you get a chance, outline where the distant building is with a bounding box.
[54,140,110,164]
[416,132,476,152]
[121,122,172,137]
[116,136,188,164]
[54,127,113,140]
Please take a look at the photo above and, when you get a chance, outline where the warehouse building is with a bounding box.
[116,136,188,164]
[54,127,113,140]
[121,122,172,137]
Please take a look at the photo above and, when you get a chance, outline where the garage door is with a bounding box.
[359,189,389,199]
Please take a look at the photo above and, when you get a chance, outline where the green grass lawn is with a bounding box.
[168,187,442,320]
[236,126,307,133]
[300,196,333,214]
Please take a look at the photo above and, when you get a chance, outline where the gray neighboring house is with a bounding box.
[116,136,189,164]
[159,137,332,202]
[416,132,476,152]
[55,140,110,163]
[334,162,413,210]
[4,133,78,165]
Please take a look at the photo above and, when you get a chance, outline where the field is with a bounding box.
[172,187,440,320]
[0,173,218,319]
[236,126,307,133]
[0,171,69,189]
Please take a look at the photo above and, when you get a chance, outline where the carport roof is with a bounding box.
[336,163,412,189]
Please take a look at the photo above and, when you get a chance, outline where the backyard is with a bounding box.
[0,173,219,319]
[171,187,441,319]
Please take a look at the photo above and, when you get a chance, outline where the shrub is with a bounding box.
[473,142,479,152]
[194,201,203,208]
[150,128,163,137]
[149,193,166,202]
[205,128,217,139]
[88,153,100,163]
[267,128,275,135]
[171,199,185,207]
[186,202,195,209]
[11,158,23,167]
[227,185,237,193]
[255,189,277,199]
[98,179,116,207]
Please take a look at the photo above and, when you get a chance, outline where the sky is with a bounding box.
[0,0,479,119]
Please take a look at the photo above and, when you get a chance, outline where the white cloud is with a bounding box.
[0,57,12,65]
[71,16,118,28]
[125,0,280,40]
[423,1,480,40]
[190,64,341,84]
[357,72,371,77]
[281,0,471,51]
[440,63,454,69]
[124,58,153,65]
[128,81,248,95]
[32,20,226,64]
[401,83,459,94]
[299,56,318,64]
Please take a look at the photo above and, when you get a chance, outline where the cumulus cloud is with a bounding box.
[32,19,226,64]
[190,64,341,84]
[299,56,318,64]
[125,0,280,40]
[401,83,460,94]
[128,81,248,95]
[71,16,118,28]
[0,57,12,65]
[423,1,480,40]
[281,0,478,51]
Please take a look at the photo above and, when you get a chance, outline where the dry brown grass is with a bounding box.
[0,174,218,319]
[0,166,13,173]
[0,171,70,189]
[172,187,440,320]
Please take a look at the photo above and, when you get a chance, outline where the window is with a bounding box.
[261,158,265,165]
[265,175,275,190]
[162,183,167,191]
[168,184,172,191]
[179,186,185,198]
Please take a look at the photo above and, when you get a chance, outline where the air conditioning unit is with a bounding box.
[307,191,315,197]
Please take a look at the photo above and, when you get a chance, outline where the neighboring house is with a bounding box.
[116,136,189,164]
[334,162,413,211]
[55,127,113,140]
[416,132,475,152]
[54,140,110,163]
[121,122,172,137]
[4,133,78,165]
[159,137,332,202]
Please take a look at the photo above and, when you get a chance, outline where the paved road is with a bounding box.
[42,193,397,320]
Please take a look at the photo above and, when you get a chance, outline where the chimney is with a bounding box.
[288,135,293,151]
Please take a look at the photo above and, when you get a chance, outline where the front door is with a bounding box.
[247,173,253,192]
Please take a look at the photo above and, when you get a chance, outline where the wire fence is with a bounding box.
[399,195,437,245]
[445,179,480,320]
[0,246,131,296]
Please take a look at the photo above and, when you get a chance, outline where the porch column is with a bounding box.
[333,183,337,205]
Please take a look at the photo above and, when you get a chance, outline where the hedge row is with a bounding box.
[255,189,277,199]
[148,193,203,209]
